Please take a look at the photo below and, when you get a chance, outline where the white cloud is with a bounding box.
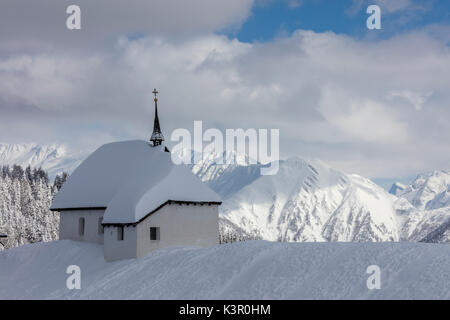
[0,26,449,179]
[319,89,409,144]
[387,90,433,111]
[288,0,303,9]
[347,0,430,17]
[374,0,414,13]
[0,0,254,51]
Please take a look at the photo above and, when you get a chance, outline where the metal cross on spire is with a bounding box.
[150,88,164,146]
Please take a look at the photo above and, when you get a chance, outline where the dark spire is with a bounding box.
[150,88,164,146]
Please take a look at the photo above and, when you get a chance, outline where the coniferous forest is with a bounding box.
[0,165,251,250]
[0,165,67,250]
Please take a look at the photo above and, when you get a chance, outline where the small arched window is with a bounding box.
[79,217,85,236]
[98,217,104,234]
[117,226,124,241]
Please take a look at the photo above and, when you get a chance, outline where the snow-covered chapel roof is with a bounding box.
[50,140,221,224]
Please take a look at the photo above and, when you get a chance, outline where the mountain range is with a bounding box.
[1,143,449,243]
[0,143,83,179]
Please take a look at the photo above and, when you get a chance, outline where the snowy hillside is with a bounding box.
[186,152,450,243]
[391,170,450,242]
[402,207,450,243]
[219,158,415,242]
[394,170,450,210]
[173,148,262,199]
[0,143,83,178]
[0,240,449,300]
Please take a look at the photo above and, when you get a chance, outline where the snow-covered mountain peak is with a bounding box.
[0,143,83,178]
[397,170,450,210]
[169,147,263,199]
[173,147,257,167]
[0,143,64,164]
[220,155,403,242]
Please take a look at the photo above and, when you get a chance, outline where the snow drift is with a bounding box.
[0,240,449,300]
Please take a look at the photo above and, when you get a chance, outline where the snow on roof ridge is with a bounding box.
[103,159,221,224]
[51,139,221,224]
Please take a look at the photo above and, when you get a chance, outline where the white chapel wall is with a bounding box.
[103,225,137,261]
[136,203,219,259]
[59,209,105,244]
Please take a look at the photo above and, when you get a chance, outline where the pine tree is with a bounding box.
[1,165,9,178]
[53,172,69,191]
[0,165,61,251]
[25,166,33,183]
[11,165,24,180]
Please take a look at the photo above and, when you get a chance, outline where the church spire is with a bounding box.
[150,88,164,146]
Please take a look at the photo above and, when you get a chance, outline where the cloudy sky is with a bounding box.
[0,0,449,188]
